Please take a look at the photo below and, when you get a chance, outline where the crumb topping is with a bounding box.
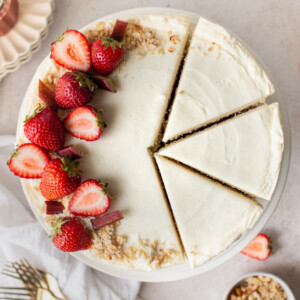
[229,276,287,300]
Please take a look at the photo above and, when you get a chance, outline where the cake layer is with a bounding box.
[155,155,262,267]
[163,17,275,142]
[16,14,191,270]
[159,103,284,200]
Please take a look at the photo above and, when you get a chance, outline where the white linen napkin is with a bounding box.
[0,135,141,300]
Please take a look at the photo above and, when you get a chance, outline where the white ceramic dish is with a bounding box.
[17,7,291,282]
[0,0,54,80]
[223,272,295,300]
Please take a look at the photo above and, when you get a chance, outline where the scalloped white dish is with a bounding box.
[16,7,291,282]
[0,0,54,80]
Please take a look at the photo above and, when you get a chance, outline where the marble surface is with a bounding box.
[0,0,299,299]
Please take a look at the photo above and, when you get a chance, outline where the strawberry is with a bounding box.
[40,156,81,200]
[51,29,91,72]
[63,105,104,141]
[51,217,92,252]
[8,143,50,178]
[55,71,97,109]
[68,179,110,217]
[91,37,124,76]
[241,234,273,260]
[24,105,65,151]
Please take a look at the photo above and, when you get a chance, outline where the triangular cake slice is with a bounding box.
[159,103,283,200]
[163,17,275,142]
[155,155,262,267]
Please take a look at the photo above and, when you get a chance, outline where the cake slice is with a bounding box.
[159,103,283,200]
[163,17,275,142]
[155,155,262,267]
[17,15,191,270]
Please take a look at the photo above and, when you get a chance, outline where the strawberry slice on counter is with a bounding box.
[8,143,50,178]
[51,217,92,252]
[40,156,81,200]
[55,71,97,109]
[24,105,65,151]
[241,234,273,260]
[63,105,104,141]
[91,37,124,76]
[51,29,91,72]
[69,179,110,217]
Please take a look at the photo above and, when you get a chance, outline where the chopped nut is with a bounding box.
[168,47,175,53]
[170,35,178,45]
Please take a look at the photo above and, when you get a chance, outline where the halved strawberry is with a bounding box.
[63,105,104,141]
[51,29,91,72]
[68,179,110,217]
[241,234,273,260]
[8,143,50,178]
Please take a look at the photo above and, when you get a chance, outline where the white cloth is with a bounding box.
[0,135,141,300]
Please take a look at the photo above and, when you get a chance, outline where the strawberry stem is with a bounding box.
[99,37,122,51]
[72,71,98,92]
[50,217,69,238]
[23,104,43,124]
[111,19,128,42]
[60,155,81,177]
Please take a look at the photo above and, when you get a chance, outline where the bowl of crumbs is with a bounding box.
[223,272,295,300]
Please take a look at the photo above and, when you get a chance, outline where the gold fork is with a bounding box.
[0,259,66,300]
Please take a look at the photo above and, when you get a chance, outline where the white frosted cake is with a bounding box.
[155,155,263,267]
[13,12,284,273]
[163,18,275,142]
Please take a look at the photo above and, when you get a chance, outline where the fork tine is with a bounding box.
[0,291,31,296]
[0,298,31,300]
[21,259,47,289]
[0,287,34,291]
[1,272,20,280]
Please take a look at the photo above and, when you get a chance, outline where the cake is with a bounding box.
[159,103,284,200]
[11,12,284,272]
[155,155,263,267]
[163,17,275,142]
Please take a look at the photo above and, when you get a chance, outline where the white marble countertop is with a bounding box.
[1,0,299,299]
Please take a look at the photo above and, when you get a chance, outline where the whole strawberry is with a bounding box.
[51,217,92,252]
[40,156,81,200]
[24,105,65,151]
[91,37,124,76]
[55,71,97,109]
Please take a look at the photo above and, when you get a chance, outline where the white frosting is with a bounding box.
[155,155,262,267]
[163,17,275,142]
[16,15,191,270]
[159,103,284,200]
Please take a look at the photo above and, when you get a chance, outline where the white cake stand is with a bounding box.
[17,7,291,282]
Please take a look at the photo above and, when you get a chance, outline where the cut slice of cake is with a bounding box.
[159,103,284,200]
[163,17,275,142]
[155,155,262,267]
[16,15,191,270]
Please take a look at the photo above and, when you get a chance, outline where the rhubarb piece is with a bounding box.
[39,80,56,109]
[57,145,83,160]
[91,210,123,229]
[91,75,117,93]
[45,200,65,215]
[111,19,128,42]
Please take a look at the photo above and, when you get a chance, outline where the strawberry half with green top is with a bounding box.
[241,234,273,260]
[40,156,81,200]
[55,71,97,109]
[69,179,111,217]
[8,143,50,178]
[51,217,92,252]
[63,105,104,141]
[24,105,65,151]
[91,37,124,76]
[51,29,91,72]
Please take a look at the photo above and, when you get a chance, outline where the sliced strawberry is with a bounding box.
[51,29,91,72]
[63,105,104,141]
[8,143,50,178]
[69,179,110,217]
[241,234,273,260]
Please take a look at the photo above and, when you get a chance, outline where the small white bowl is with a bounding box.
[223,272,295,300]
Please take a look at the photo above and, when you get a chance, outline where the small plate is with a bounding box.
[0,0,54,80]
